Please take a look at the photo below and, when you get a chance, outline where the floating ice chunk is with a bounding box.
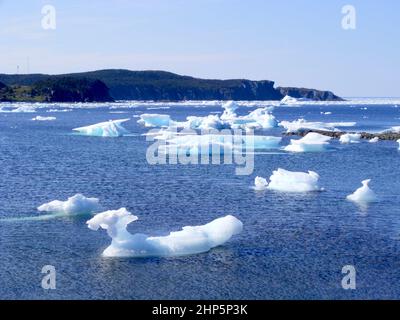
[279,119,356,133]
[221,101,239,120]
[340,133,361,144]
[369,137,379,143]
[235,107,278,130]
[320,111,332,115]
[253,176,268,191]
[346,179,377,205]
[161,134,281,155]
[267,168,322,192]
[138,114,172,127]
[32,116,56,121]
[47,109,71,113]
[397,139,400,150]
[73,119,130,137]
[280,95,308,105]
[38,194,100,216]
[284,132,331,152]
[87,208,243,257]
[12,105,37,113]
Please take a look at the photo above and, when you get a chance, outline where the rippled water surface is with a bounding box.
[1,100,400,299]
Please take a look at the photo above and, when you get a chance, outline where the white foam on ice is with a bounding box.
[253,176,268,191]
[346,179,377,205]
[73,119,130,137]
[86,208,243,257]
[284,132,331,152]
[38,194,100,216]
[339,133,361,144]
[264,168,322,193]
[32,116,56,121]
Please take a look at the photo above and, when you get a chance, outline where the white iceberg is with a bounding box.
[284,132,331,152]
[266,168,322,193]
[32,116,56,121]
[73,119,130,137]
[279,119,356,133]
[280,95,309,105]
[253,176,268,191]
[159,134,281,155]
[340,133,361,144]
[369,137,379,143]
[346,179,377,205]
[38,194,100,216]
[87,208,243,257]
[138,114,172,127]
[220,101,239,121]
[233,107,277,130]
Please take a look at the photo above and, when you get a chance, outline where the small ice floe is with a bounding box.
[320,111,332,115]
[284,132,331,153]
[346,179,377,205]
[138,114,172,127]
[397,139,400,150]
[32,116,56,121]
[255,168,322,193]
[73,119,130,137]
[253,176,268,191]
[279,119,356,133]
[87,208,243,257]
[369,137,379,143]
[339,133,361,144]
[38,194,100,216]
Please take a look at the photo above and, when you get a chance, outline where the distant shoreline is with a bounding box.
[0,69,343,103]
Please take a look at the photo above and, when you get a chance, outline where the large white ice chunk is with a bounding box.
[87,208,243,257]
[369,137,379,143]
[340,133,361,144]
[280,95,309,105]
[346,179,377,205]
[73,119,130,137]
[220,101,239,120]
[266,168,322,192]
[38,194,100,215]
[138,114,172,127]
[284,132,331,152]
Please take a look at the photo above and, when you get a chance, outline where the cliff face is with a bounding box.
[0,70,343,102]
[278,87,343,101]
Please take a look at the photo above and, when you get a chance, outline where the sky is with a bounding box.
[0,0,398,97]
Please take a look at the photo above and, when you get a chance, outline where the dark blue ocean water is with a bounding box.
[0,102,400,300]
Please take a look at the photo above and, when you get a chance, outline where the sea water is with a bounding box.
[0,99,400,299]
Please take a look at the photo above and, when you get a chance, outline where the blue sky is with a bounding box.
[0,0,398,97]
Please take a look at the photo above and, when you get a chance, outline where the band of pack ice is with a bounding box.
[254,168,322,192]
[73,119,130,137]
[87,208,243,257]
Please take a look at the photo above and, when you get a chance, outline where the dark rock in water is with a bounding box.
[278,87,343,101]
[286,129,400,141]
[0,69,343,102]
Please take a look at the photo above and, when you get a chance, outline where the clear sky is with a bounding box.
[0,0,398,97]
